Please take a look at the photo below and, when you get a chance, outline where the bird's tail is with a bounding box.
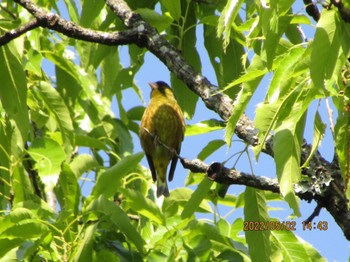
[157,179,169,198]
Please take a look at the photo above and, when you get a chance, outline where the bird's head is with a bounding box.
[149,81,175,100]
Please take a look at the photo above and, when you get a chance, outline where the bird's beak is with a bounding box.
[148,82,157,90]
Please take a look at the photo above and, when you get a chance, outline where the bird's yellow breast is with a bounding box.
[140,89,185,158]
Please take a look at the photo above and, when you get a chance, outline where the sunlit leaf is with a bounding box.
[271,229,325,261]
[73,223,97,262]
[87,196,145,253]
[310,9,340,89]
[28,137,66,190]
[217,0,244,49]
[185,119,225,136]
[301,111,326,168]
[244,188,271,261]
[92,152,144,198]
[181,178,213,219]
[120,188,165,225]
[136,8,173,32]
[197,139,226,160]
[37,81,74,156]
[160,0,181,21]
[0,43,29,142]
[225,55,266,146]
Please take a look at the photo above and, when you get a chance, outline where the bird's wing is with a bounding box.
[168,144,181,182]
[145,153,157,182]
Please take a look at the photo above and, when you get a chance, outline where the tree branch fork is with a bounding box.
[1,0,350,240]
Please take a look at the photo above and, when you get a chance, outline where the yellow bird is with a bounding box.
[140,81,185,197]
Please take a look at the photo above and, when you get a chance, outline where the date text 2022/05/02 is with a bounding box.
[243,221,328,231]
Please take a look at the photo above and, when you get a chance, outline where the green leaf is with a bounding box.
[170,0,200,119]
[254,79,306,158]
[271,229,325,261]
[161,0,181,21]
[290,14,311,25]
[12,164,33,204]
[45,50,113,122]
[204,23,245,98]
[63,0,79,23]
[69,154,99,178]
[244,188,271,262]
[0,208,49,240]
[0,220,48,240]
[185,119,225,136]
[339,19,350,57]
[127,106,145,121]
[217,0,244,49]
[24,48,43,76]
[274,130,300,216]
[310,9,340,89]
[99,47,122,96]
[55,64,81,112]
[120,188,165,225]
[164,188,212,215]
[37,81,74,156]
[217,218,230,237]
[28,137,66,190]
[224,55,266,146]
[301,111,326,168]
[92,152,144,198]
[268,48,306,101]
[13,200,54,220]
[80,0,105,27]
[263,12,292,69]
[274,117,304,217]
[0,119,15,208]
[0,208,33,230]
[185,234,212,261]
[254,102,278,155]
[181,178,213,219]
[197,139,226,160]
[73,222,97,262]
[221,69,267,92]
[0,239,23,259]
[136,8,173,32]
[75,135,108,150]
[0,43,29,142]
[87,196,145,253]
[55,163,80,214]
[114,119,134,156]
[192,221,240,251]
[334,101,350,184]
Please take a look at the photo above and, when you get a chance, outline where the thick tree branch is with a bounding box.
[303,0,350,23]
[7,0,144,46]
[181,157,350,239]
[303,0,320,22]
[331,0,350,22]
[181,158,316,200]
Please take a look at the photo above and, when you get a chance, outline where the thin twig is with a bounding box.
[0,19,40,45]
[303,203,323,224]
[325,98,335,136]
[142,127,182,159]
[0,4,18,19]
